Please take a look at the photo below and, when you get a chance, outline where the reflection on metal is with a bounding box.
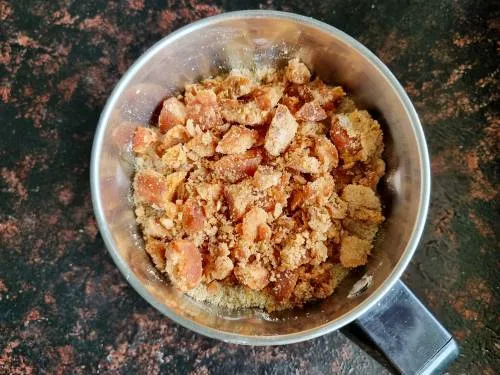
[348,274,373,299]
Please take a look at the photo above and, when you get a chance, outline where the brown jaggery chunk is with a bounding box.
[195,182,222,203]
[223,179,257,220]
[161,144,188,171]
[208,255,234,281]
[220,99,268,125]
[159,98,186,133]
[341,184,384,224]
[252,166,282,190]
[313,137,339,172]
[159,125,190,150]
[186,131,217,159]
[342,218,379,242]
[165,240,203,291]
[182,199,205,234]
[280,233,308,270]
[145,239,167,270]
[254,85,283,110]
[264,104,298,156]
[234,262,270,291]
[330,111,383,165]
[339,235,372,268]
[304,175,335,207]
[132,58,387,312]
[134,170,185,208]
[271,270,299,302]
[212,149,263,183]
[285,58,311,84]
[185,89,222,130]
[342,184,381,210]
[241,207,268,242]
[295,101,327,121]
[223,73,255,98]
[216,126,259,155]
[133,126,157,154]
[285,147,320,174]
[308,80,345,108]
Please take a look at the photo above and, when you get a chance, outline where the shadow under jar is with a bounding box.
[90,10,458,375]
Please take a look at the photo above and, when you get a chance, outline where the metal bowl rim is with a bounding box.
[90,9,431,345]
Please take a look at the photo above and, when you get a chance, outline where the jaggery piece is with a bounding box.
[271,270,299,302]
[208,255,234,281]
[297,121,327,138]
[257,223,272,241]
[241,207,268,242]
[289,187,307,211]
[311,263,347,299]
[303,175,335,207]
[159,125,190,150]
[195,182,222,203]
[336,96,357,113]
[161,144,188,171]
[223,179,257,220]
[220,99,268,125]
[295,101,327,121]
[339,235,372,268]
[186,131,217,160]
[307,206,332,234]
[271,216,296,245]
[325,193,348,219]
[292,263,345,302]
[134,170,186,208]
[165,240,203,291]
[185,89,222,130]
[253,85,284,110]
[145,238,167,271]
[313,137,339,172]
[159,217,174,230]
[280,233,308,270]
[341,184,384,224]
[261,172,290,215]
[342,218,379,242]
[349,207,384,223]
[215,126,259,154]
[285,58,311,84]
[252,165,282,190]
[233,239,255,262]
[264,104,298,156]
[223,73,255,98]
[285,148,320,174]
[159,97,186,133]
[142,217,168,238]
[357,158,386,190]
[234,262,270,291]
[280,95,301,114]
[182,199,206,234]
[308,242,328,267]
[308,79,345,108]
[133,126,157,154]
[330,111,383,165]
[341,184,379,207]
[284,136,321,174]
[212,149,263,183]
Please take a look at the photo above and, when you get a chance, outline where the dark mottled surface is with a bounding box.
[0,0,498,374]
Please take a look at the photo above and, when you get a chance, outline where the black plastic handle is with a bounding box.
[356,280,459,374]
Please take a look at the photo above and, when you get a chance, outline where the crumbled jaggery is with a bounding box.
[131,58,386,311]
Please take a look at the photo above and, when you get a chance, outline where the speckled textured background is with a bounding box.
[0,1,498,374]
